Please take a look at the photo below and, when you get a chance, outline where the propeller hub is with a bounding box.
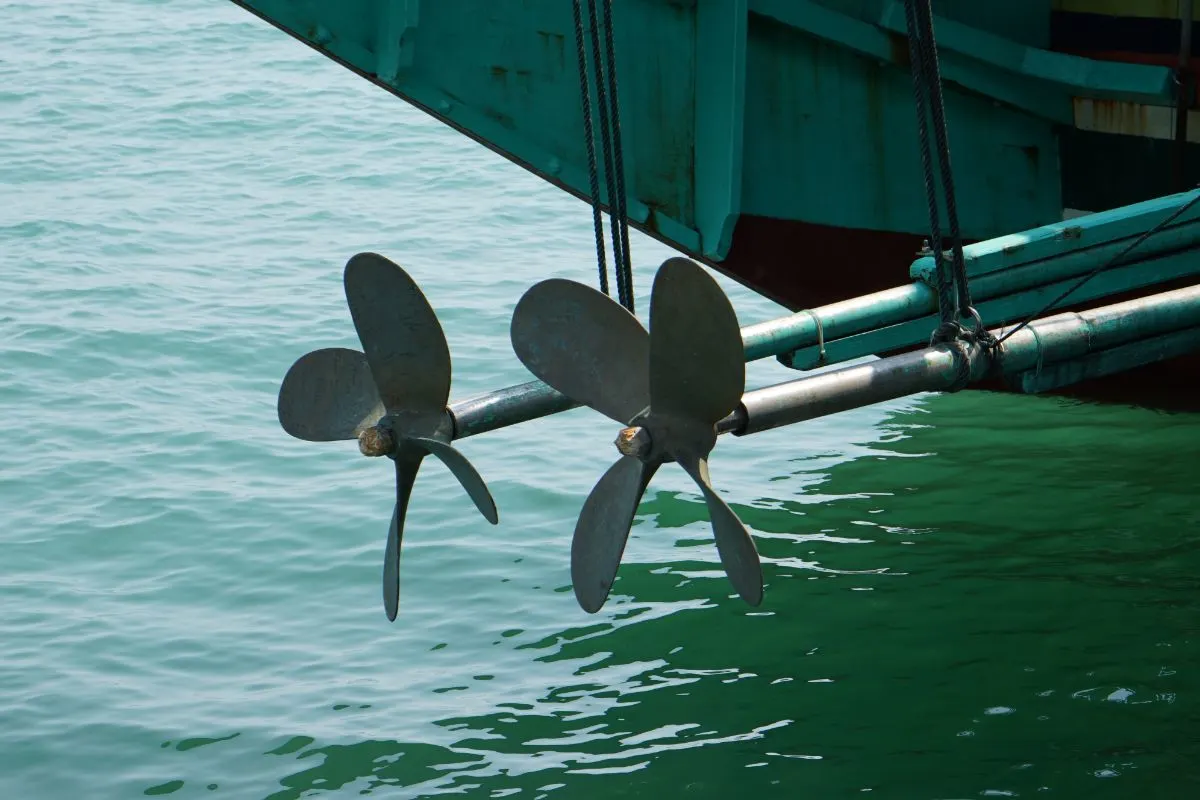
[357,424,395,457]
[614,426,652,459]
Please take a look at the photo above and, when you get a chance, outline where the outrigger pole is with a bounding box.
[278,191,1200,621]
[433,189,1200,442]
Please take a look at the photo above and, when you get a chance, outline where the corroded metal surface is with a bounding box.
[510,256,762,613]
[277,252,499,621]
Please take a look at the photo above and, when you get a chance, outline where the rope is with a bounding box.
[583,0,631,311]
[944,339,974,393]
[600,0,634,313]
[901,0,956,330]
[994,188,1200,346]
[910,0,972,317]
[900,0,1196,367]
[570,0,610,299]
[903,0,998,358]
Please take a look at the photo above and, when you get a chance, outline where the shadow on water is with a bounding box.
[163,393,1199,799]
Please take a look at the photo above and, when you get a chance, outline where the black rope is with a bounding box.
[600,0,634,313]
[570,0,610,299]
[901,0,955,330]
[911,0,972,317]
[901,0,1196,368]
[584,0,631,311]
[903,0,995,353]
[994,188,1200,346]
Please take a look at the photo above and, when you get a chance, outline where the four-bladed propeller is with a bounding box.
[510,257,763,613]
[277,252,498,621]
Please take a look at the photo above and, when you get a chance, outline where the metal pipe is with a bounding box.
[1016,325,1200,393]
[735,346,965,435]
[449,282,1200,441]
[449,281,943,440]
[740,283,934,360]
[733,283,1200,436]
[994,283,1200,373]
[445,224,1200,441]
[449,379,579,439]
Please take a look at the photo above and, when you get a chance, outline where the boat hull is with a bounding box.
[227,0,1198,405]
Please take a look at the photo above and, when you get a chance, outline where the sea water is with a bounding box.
[2,2,1198,797]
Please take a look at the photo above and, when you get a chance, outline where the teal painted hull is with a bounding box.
[227,0,1195,322]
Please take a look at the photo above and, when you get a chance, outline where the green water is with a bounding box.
[2,2,1198,797]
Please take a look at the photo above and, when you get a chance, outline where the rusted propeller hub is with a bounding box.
[357,423,395,457]
[613,425,652,459]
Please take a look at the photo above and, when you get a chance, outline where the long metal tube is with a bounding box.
[732,346,964,435]
[450,281,1200,440]
[448,280,940,439]
[446,188,1200,442]
[734,284,1200,436]
[449,279,939,439]
[450,380,579,439]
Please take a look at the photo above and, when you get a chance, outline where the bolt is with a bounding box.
[614,426,652,459]
[358,425,395,457]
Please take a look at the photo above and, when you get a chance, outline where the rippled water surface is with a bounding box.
[3,2,1199,798]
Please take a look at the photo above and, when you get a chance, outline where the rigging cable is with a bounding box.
[900,0,955,331]
[570,0,610,299]
[902,0,994,391]
[909,0,976,327]
[600,0,635,313]
[904,0,1196,375]
[584,0,633,311]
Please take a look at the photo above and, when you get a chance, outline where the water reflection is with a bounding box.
[246,393,1200,798]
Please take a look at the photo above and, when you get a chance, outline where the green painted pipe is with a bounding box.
[732,284,1200,435]
[450,282,937,440]
[453,281,1200,440]
[452,193,1200,440]
[1013,326,1200,393]
[783,191,1200,369]
[740,283,934,361]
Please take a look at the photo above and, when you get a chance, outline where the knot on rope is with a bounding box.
[928,319,965,347]
[904,0,1000,383]
[929,309,991,394]
[962,306,999,350]
[944,305,997,350]
[942,338,975,393]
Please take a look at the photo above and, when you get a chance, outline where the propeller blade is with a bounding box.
[571,455,658,613]
[278,347,385,442]
[678,453,763,607]
[343,252,452,415]
[410,435,499,524]
[648,258,744,425]
[510,278,651,425]
[383,448,423,621]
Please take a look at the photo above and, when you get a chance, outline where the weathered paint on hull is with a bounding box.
[226,0,1198,415]
[225,0,1189,309]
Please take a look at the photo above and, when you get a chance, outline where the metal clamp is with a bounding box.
[803,308,827,367]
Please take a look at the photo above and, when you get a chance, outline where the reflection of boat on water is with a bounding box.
[262,393,1198,798]
[227,0,1200,617]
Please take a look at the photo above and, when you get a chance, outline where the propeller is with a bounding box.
[510,256,762,613]
[277,252,498,621]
